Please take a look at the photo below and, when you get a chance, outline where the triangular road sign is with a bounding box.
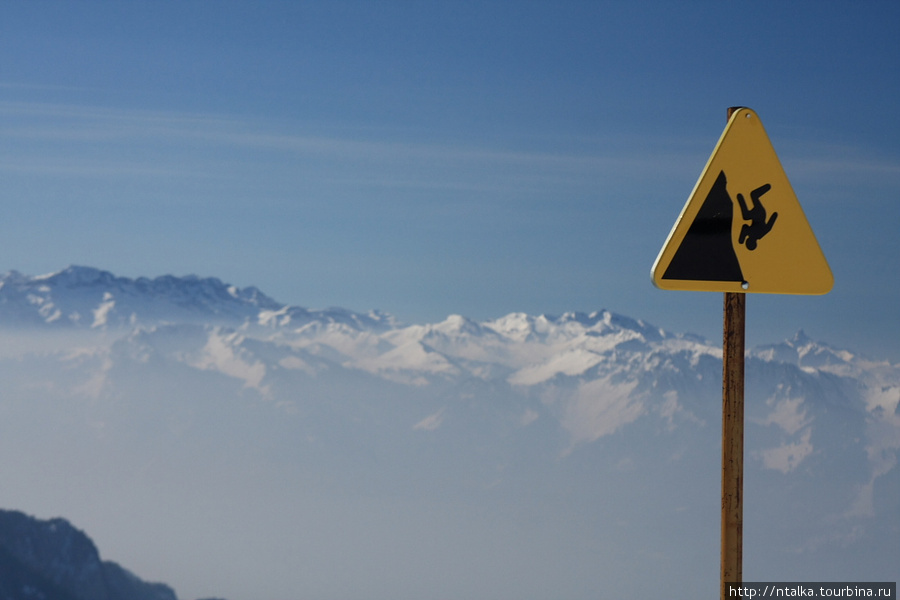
[652,108,833,294]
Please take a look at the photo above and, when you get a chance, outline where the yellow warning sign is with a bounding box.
[652,108,833,294]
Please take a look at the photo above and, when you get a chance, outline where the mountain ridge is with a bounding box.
[0,265,396,332]
[5,265,885,370]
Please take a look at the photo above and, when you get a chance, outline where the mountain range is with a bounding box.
[0,266,897,600]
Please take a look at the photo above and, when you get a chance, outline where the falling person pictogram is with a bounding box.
[737,183,777,251]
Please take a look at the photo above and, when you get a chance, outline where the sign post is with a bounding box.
[722,286,745,596]
[651,106,832,599]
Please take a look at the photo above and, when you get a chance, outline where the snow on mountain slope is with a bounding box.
[2,266,896,489]
[0,265,394,332]
[0,266,897,599]
[0,266,277,329]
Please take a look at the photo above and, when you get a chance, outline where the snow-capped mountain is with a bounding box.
[0,266,897,600]
[0,265,393,331]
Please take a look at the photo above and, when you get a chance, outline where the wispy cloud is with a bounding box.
[0,99,698,195]
[413,408,445,431]
[6,98,894,218]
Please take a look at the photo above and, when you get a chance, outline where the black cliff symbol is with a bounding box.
[737,183,777,251]
[663,171,744,283]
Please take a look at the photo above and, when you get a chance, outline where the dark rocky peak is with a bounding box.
[0,509,179,600]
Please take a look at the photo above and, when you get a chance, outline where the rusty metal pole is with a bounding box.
[721,290,744,597]
[721,106,746,599]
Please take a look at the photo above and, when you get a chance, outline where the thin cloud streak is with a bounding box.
[0,99,697,178]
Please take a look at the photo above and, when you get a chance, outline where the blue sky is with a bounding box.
[1,1,899,360]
